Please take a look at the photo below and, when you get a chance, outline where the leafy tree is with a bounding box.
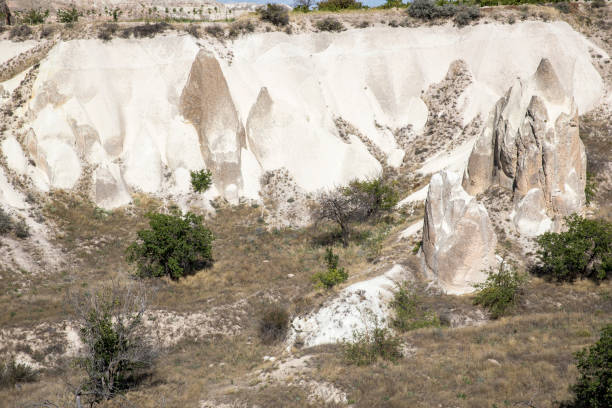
[126,211,214,279]
[347,177,399,219]
[472,261,526,319]
[317,0,363,11]
[535,215,611,282]
[561,325,612,408]
[70,283,155,405]
[190,169,213,193]
[293,0,314,12]
[313,248,348,288]
[259,3,289,26]
[0,207,12,234]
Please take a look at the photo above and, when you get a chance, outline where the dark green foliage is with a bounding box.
[126,211,214,279]
[391,283,440,331]
[0,358,36,388]
[259,304,290,344]
[555,2,571,14]
[205,24,225,38]
[408,0,480,26]
[347,177,399,219]
[315,17,344,32]
[14,219,29,239]
[122,22,169,38]
[561,325,612,408]
[98,23,118,41]
[381,0,406,9]
[0,207,12,234]
[313,248,348,288]
[344,325,402,366]
[585,172,597,205]
[229,20,256,37]
[407,0,439,19]
[22,8,49,25]
[473,262,526,319]
[71,284,154,404]
[259,4,289,27]
[535,215,611,282]
[190,169,213,193]
[453,6,480,27]
[317,0,363,11]
[57,6,80,23]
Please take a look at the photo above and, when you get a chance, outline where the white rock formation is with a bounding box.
[462,58,587,236]
[422,171,496,294]
[0,21,603,210]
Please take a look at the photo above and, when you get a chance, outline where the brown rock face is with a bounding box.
[180,49,245,200]
[462,59,586,236]
[422,171,497,294]
[1,1,10,25]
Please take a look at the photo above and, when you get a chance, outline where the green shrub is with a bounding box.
[0,207,12,234]
[453,6,480,27]
[259,304,290,344]
[190,169,213,193]
[126,211,214,279]
[98,23,118,41]
[391,282,440,331]
[14,219,29,239]
[317,0,363,11]
[473,262,526,319]
[347,177,399,219]
[380,0,406,9]
[344,324,402,366]
[316,17,344,32]
[313,248,348,288]
[535,215,611,282]
[205,24,225,38]
[123,22,169,38]
[259,4,289,27]
[0,358,36,388]
[585,172,597,205]
[71,284,154,404]
[22,8,49,25]
[57,5,80,23]
[561,325,612,408]
[407,0,438,19]
[555,2,571,14]
[229,20,255,37]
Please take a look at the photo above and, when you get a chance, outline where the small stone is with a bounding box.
[287,273,295,278]
[487,358,501,367]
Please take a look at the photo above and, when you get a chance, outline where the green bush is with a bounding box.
[0,207,12,234]
[259,4,289,27]
[317,0,363,11]
[205,24,225,38]
[0,358,36,388]
[585,172,597,205]
[347,177,399,219]
[22,8,49,25]
[391,283,440,331]
[14,219,29,239]
[126,211,214,279]
[453,6,480,27]
[259,304,290,344]
[316,17,344,32]
[190,169,213,193]
[407,0,439,19]
[561,325,612,408]
[344,324,402,366]
[473,262,526,319]
[57,6,80,23]
[313,248,348,288]
[229,20,255,37]
[535,215,611,282]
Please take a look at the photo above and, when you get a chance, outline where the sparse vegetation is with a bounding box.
[535,215,611,282]
[0,358,36,388]
[313,247,348,288]
[561,324,612,408]
[318,0,363,11]
[205,24,225,38]
[259,4,289,27]
[121,22,169,39]
[0,207,12,234]
[473,261,526,319]
[347,177,399,219]
[98,23,118,41]
[22,8,49,25]
[9,24,32,40]
[126,211,214,279]
[344,320,402,366]
[70,283,155,404]
[14,219,29,239]
[57,5,80,24]
[391,282,441,331]
[315,17,345,32]
[585,171,598,204]
[190,169,213,193]
[259,304,290,344]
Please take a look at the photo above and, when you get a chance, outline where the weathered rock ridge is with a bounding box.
[462,58,587,236]
[422,171,496,294]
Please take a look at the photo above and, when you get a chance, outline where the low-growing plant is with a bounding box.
[535,215,611,282]
[186,24,200,38]
[344,317,402,366]
[229,19,256,38]
[9,24,32,40]
[14,219,29,239]
[205,24,225,38]
[190,169,213,193]
[126,210,214,279]
[57,5,80,24]
[259,4,289,27]
[317,0,363,11]
[391,282,440,331]
[561,324,611,408]
[0,207,12,234]
[313,248,348,288]
[22,8,49,25]
[123,22,169,38]
[473,261,526,319]
[585,171,597,204]
[555,2,571,14]
[316,17,344,32]
[259,304,290,344]
[453,6,480,27]
[98,23,118,41]
[0,358,36,388]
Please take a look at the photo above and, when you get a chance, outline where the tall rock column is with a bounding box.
[422,171,497,294]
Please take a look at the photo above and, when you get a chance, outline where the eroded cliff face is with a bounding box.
[463,59,587,236]
[0,21,605,214]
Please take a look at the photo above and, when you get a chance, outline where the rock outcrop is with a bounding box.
[462,59,587,236]
[422,171,497,294]
[0,0,10,26]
